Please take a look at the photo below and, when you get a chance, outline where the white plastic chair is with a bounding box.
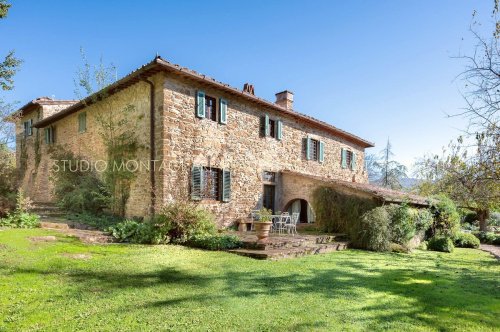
[285,212,299,236]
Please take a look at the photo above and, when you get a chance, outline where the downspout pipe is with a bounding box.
[143,78,156,217]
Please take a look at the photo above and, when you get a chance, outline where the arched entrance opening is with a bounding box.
[284,199,315,223]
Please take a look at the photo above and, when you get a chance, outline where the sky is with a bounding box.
[1,0,495,171]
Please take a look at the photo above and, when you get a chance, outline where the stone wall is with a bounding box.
[15,73,165,217]
[161,75,369,227]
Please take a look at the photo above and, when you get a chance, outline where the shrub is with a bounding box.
[50,148,111,214]
[312,186,377,233]
[390,243,411,253]
[153,202,216,244]
[473,231,500,245]
[415,209,434,231]
[386,204,417,245]
[428,236,454,253]
[429,195,460,238]
[67,212,123,231]
[487,212,500,227]
[0,191,40,228]
[0,145,16,217]
[350,207,391,252]
[453,232,480,248]
[188,234,242,250]
[110,220,161,244]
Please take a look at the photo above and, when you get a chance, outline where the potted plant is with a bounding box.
[255,208,273,243]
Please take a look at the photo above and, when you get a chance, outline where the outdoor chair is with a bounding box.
[284,212,300,235]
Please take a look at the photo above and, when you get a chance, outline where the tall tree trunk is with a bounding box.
[477,209,490,232]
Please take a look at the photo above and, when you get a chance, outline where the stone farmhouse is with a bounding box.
[10,56,415,227]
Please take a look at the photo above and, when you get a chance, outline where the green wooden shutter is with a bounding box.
[191,165,203,200]
[341,148,347,169]
[23,121,28,137]
[261,114,270,136]
[306,137,312,160]
[28,119,33,136]
[219,98,227,124]
[276,120,283,140]
[351,152,357,170]
[78,112,86,132]
[221,169,231,202]
[319,141,325,163]
[196,91,206,118]
[44,128,49,144]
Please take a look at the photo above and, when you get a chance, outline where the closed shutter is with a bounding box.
[306,137,312,160]
[341,148,347,169]
[44,128,50,144]
[351,152,357,170]
[196,91,206,118]
[319,141,325,163]
[261,114,270,136]
[191,165,203,200]
[219,98,227,124]
[276,120,283,140]
[23,121,28,137]
[78,112,86,132]
[28,119,33,136]
[221,169,231,202]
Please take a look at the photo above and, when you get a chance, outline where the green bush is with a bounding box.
[350,207,391,252]
[429,195,460,238]
[386,204,417,245]
[110,220,161,244]
[153,202,216,244]
[50,148,111,214]
[67,212,123,231]
[428,236,454,253]
[472,231,500,245]
[0,191,40,228]
[453,232,480,248]
[415,209,434,231]
[312,186,377,233]
[0,146,16,218]
[188,234,242,250]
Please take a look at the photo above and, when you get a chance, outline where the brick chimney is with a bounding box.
[243,83,255,95]
[275,90,294,110]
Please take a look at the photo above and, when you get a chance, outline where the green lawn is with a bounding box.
[0,229,499,331]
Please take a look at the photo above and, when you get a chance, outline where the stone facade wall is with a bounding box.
[161,75,369,227]
[15,74,165,217]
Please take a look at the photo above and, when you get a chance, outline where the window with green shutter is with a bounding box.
[78,112,87,133]
[305,137,312,160]
[196,90,206,118]
[219,98,227,124]
[276,120,283,140]
[351,152,357,170]
[319,141,325,163]
[44,127,55,145]
[261,114,270,137]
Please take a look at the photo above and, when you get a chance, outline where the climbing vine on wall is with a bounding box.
[95,103,143,217]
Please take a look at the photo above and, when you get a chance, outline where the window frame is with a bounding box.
[202,166,221,201]
[310,138,319,161]
[78,112,87,133]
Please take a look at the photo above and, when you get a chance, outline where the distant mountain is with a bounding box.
[368,177,421,190]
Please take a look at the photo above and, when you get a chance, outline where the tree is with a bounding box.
[0,0,22,148]
[414,137,499,231]
[370,139,408,190]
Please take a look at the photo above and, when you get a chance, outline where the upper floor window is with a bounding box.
[78,112,87,133]
[196,90,227,124]
[23,119,33,137]
[341,148,357,170]
[261,114,282,140]
[305,137,324,162]
[44,127,55,145]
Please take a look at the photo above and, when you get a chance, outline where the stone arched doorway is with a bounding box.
[284,198,315,223]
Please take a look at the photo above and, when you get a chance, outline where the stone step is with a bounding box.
[229,241,348,260]
[241,235,342,250]
[40,220,97,231]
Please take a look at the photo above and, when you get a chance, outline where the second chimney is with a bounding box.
[275,90,294,110]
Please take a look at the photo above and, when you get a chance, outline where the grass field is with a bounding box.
[0,228,499,331]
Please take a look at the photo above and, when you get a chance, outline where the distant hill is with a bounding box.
[368,177,421,190]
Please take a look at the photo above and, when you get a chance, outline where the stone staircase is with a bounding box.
[31,202,114,244]
[229,233,348,260]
